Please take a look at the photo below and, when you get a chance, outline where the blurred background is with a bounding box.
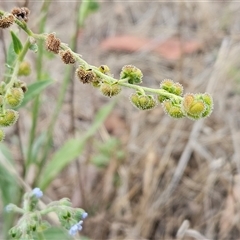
[1,1,240,239]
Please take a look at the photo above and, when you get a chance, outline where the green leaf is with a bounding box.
[31,132,47,164]
[6,42,17,66]
[0,143,19,204]
[38,100,116,190]
[15,80,54,109]
[42,227,71,240]
[10,31,23,55]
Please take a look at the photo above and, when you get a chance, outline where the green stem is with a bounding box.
[35,65,72,183]
[25,0,51,173]
[2,7,184,105]
[5,39,31,90]
[35,5,80,183]
[11,206,25,214]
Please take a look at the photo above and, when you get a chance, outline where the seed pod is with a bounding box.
[100,82,121,97]
[5,88,24,107]
[130,93,157,110]
[99,65,110,74]
[120,65,143,84]
[181,93,206,120]
[194,93,213,118]
[13,80,28,93]
[18,61,31,76]
[0,109,19,127]
[162,100,185,118]
[160,79,183,96]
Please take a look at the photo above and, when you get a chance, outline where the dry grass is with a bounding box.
[1,1,240,239]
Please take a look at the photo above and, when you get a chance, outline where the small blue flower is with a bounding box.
[69,224,78,236]
[32,188,43,198]
[82,212,88,219]
[69,221,83,236]
[5,204,14,212]
[76,223,82,231]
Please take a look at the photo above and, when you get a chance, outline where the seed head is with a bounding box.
[0,14,14,29]
[11,7,30,22]
[60,50,75,64]
[76,66,96,84]
[45,33,61,54]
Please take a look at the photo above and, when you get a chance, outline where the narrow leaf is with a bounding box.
[39,100,116,190]
[16,80,54,109]
[6,42,17,66]
[10,31,23,55]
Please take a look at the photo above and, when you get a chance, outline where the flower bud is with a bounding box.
[60,209,72,220]
[45,33,61,54]
[120,65,143,84]
[5,203,16,212]
[162,100,185,118]
[76,66,96,84]
[27,220,37,232]
[160,79,183,96]
[100,82,121,97]
[32,188,43,199]
[5,88,24,107]
[0,109,19,127]
[18,61,31,76]
[0,14,14,29]
[9,226,21,239]
[59,50,75,64]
